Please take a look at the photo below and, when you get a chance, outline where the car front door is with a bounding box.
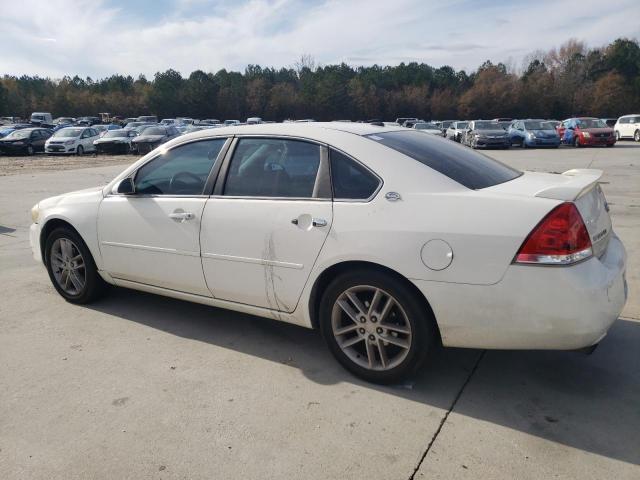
[98,138,229,295]
[200,137,333,312]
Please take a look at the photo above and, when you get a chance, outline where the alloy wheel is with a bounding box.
[50,238,86,296]
[331,285,412,371]
[635,130,640,142]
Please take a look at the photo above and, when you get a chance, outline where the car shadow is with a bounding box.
[0,225,16,235]
[86,287,640,466]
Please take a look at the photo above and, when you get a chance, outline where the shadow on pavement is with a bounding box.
[88,287,640,466]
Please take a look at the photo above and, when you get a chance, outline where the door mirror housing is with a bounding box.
[115,177,135,195]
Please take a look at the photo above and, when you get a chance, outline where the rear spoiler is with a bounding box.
[534,169,603,201]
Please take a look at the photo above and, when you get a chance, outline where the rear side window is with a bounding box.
[365,130,521,189]
[224,138,321,198]
[330,149,380,200]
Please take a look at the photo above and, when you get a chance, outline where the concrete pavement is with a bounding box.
[0,144,638,479]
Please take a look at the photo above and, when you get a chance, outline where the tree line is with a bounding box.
[1,38,639,122]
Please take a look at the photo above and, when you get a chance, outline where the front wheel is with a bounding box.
[319,270,436,384]
[634,130,640,142]
[26,145,34,155]
[76,145,84,156]
[44,227,107,304]
[573,136,581,148]
[615,131,620,141]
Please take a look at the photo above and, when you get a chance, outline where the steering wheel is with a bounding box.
[169,171,202,193]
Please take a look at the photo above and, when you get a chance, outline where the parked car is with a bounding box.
[0,127,52,155]
[45,127,100,155]
[461,120,510,149]
[445,121,468,142]
[224,120,241,126]
[160,119,176,126]
[403,119,422,128]
[131,125,180,154]
[200,119,221,125]
[613,114,640,142]
[508,119,560,148]
[438,120,457,135]
[28,123,627,384]
[246,117,263,124]
[601,118,617,128]
[412,122,442,134]
[558,118,615,147]
[124,121,154,130]
[93,124,122,137]
[30,112,53,126]
[136,115,158,124]
[53,117,76,126]
[93,129,139,154]
[395,117,418,126]
[76,116,101,126]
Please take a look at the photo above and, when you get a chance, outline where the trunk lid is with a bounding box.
[484,169,612,257]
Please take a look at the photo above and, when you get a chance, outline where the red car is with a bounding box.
[557,117,616,147]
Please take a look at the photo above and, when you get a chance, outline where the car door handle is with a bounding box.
[291,216,327,227]
[169,211,195,222]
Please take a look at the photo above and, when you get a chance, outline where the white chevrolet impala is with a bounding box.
[29,123,628,383]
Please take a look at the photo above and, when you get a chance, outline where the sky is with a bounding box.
[1,0,638,79]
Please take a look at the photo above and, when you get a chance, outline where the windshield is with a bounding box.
[4,130,30,139]
[455,122,468,129]
[474,121,501,130]
[440,121,453,128]
[104,130,129,138]
[365,130,521,190]
[54,128,83,138]
[142,127,165,136]
[524,121,550,130]
[576,118,607,128]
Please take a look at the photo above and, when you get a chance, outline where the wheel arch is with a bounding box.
[39,217,84,261]
[307,260,441,343]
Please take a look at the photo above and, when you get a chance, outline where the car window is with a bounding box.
[224,138,321,198]
[134,139,226,195]
[330,149,380,200]
[30,130,40,139]
[365,130,522,190]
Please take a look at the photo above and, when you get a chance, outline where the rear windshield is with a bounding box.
[365,130,522,190]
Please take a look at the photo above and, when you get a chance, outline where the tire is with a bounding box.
[573,136,581,148]
[606,143,614,147]
[615,131,620,141]
[77,145,84,156]
[521,138,527,148]
[635,130,640,142]
[26,145,34,156]
[319,269,436,384]
[44,226,108,304]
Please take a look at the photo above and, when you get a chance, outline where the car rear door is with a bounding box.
[98,138,229,295]
[200,136,333,312]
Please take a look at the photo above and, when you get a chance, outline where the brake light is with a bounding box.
[515,202,592,265]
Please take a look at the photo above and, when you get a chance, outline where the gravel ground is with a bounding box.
[0,153,134,176]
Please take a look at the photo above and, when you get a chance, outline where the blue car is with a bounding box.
[508,119,560,148]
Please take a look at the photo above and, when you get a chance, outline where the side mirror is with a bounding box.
[115,177,135,195]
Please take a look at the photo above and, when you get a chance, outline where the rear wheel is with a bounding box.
[635,130,640,142]
[26,145,34,155]
[615,131,620,141]
[76,145,84,156]
[44,227,107,304]
[319,270,435,384]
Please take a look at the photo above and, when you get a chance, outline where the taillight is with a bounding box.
[515,202,592,265]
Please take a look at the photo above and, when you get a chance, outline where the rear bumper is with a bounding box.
[414,234,627,350]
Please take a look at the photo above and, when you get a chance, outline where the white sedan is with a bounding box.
[29,123,628,383]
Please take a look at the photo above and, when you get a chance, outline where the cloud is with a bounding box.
[0,0,638,78]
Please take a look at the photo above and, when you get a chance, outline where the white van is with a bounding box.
[614,114,640,142]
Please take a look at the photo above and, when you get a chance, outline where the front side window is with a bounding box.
[330,150,380,200]
[224,138,321,198]
[365,130,521,190]
[134,138,226,195]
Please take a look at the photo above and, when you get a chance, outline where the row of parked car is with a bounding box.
[1,112,639,156]
[396,114,640,149]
